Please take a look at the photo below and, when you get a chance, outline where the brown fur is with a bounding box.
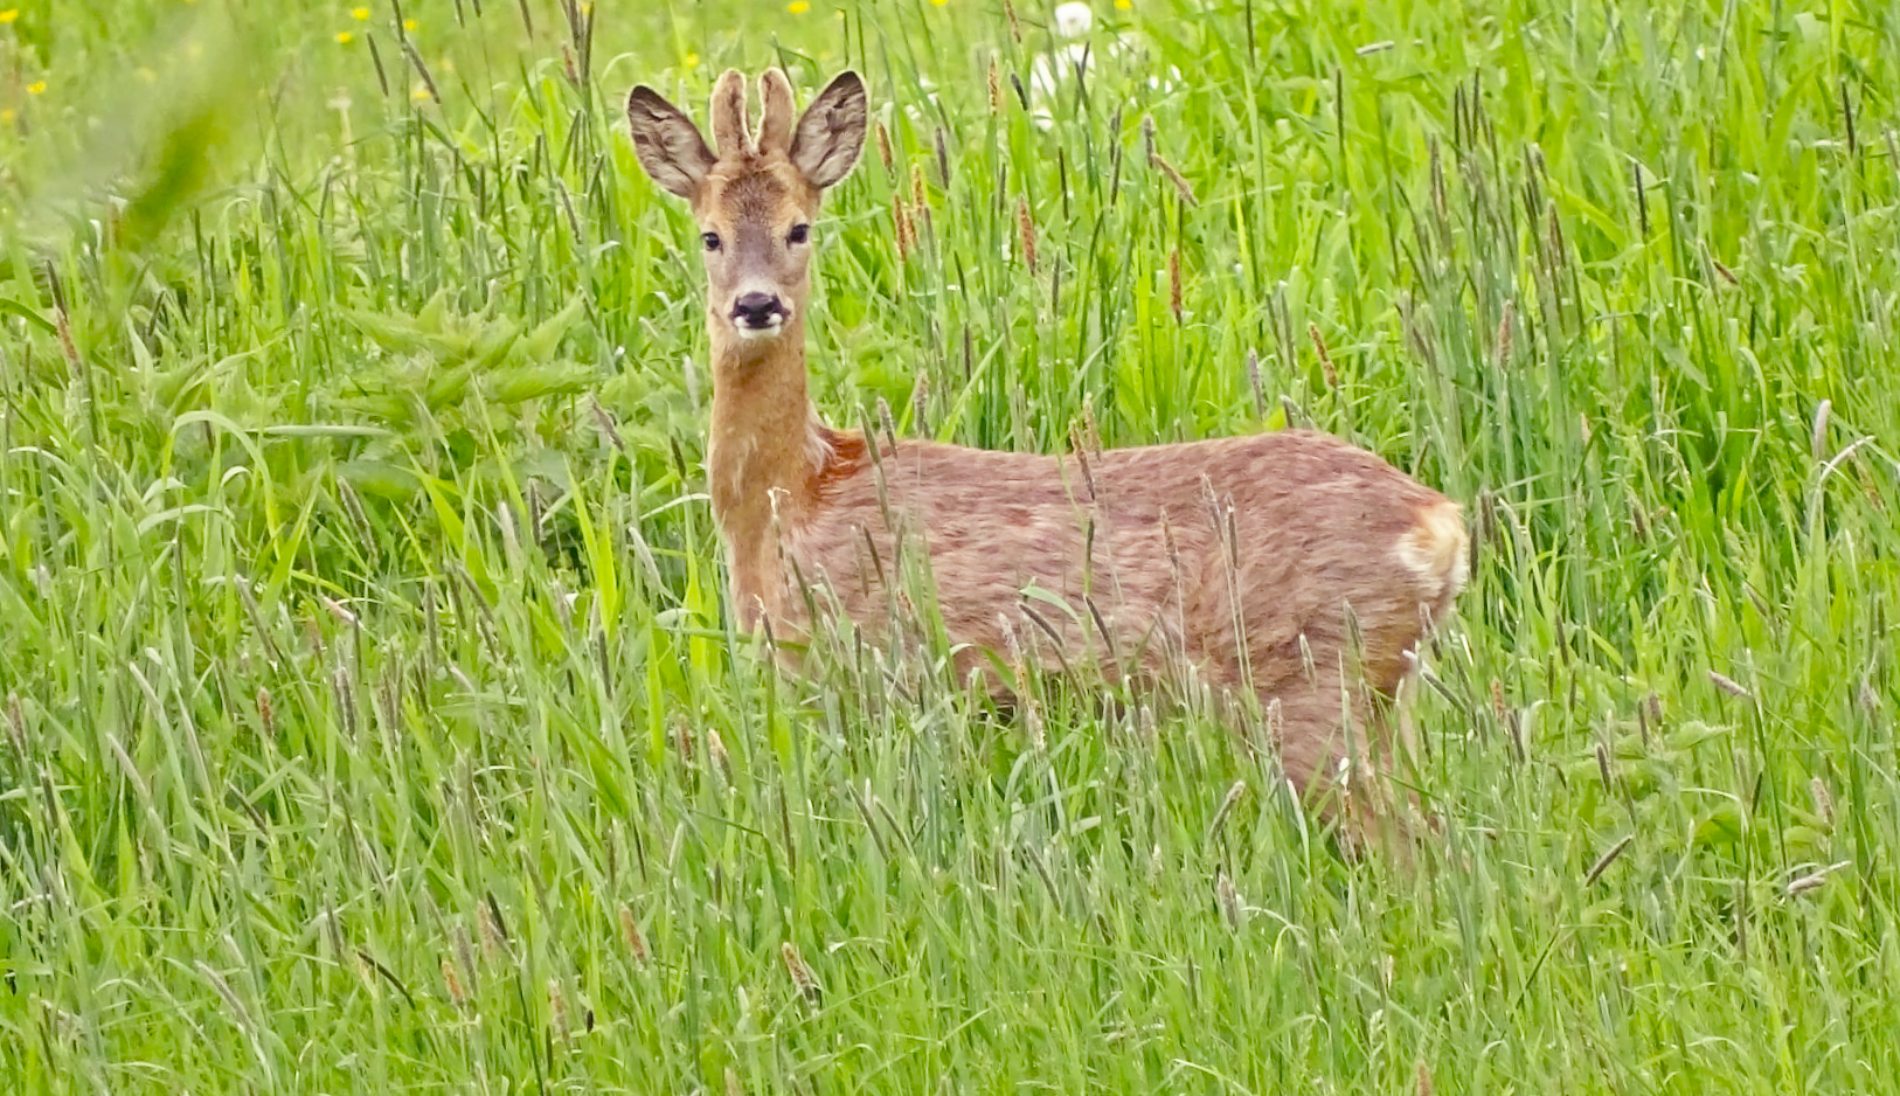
[709,69,751,159]
[626,69,1469,834]
[756,70,796,156]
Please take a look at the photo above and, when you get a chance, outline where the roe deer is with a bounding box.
[626,68,1468,836]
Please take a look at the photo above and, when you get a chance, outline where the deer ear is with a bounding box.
[789,71,868,190]
[626,85,715,200]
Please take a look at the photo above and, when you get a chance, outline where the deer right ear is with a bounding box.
[789,71,869,190]
[627,85,716,200]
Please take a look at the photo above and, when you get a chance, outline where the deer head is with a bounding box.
[626,68,868,347]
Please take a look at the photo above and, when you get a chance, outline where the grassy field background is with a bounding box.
[3,0,1899,1090]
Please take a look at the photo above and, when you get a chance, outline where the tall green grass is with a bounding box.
[2,0,1897,1090]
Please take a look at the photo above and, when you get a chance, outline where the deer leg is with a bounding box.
[1263,676,1427,859]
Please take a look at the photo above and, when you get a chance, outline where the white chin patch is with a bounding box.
[733,317,785,341]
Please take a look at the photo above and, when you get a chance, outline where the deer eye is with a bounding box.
[787,223,810,246]
[701,232,721,252]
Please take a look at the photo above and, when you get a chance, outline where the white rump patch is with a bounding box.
[1394,501,1470,602]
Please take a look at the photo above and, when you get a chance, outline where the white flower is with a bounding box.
[1031,42,1092,98]
[1027,43,1092,130]
[1053,1,1093,38]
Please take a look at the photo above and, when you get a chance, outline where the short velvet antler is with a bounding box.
[756,69,797,156]
[709,68,751,158]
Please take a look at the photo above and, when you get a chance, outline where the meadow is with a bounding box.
[2,0,1898,1090]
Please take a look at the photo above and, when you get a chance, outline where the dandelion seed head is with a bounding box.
[1054,1,1094,37]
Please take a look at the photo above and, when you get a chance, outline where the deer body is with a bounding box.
[629,68,1467,814]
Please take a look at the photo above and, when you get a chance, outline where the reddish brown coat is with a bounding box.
[628,67,1468,813]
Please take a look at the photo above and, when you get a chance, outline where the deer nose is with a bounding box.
[730,292,786,329]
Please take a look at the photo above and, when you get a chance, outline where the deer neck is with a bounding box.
[706,318,827,557]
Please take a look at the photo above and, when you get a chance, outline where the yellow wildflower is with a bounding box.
[403,17,416,31]
[411,82,431,102]
[0,108,15,125]
[335,31,354,44]
[0,10,19,25]
[350,6,369,19]
[930,0,946,6]
[27,80,46,95]
[1115,0,1132,8]
[683,52,701,69]
[787,0,810,12]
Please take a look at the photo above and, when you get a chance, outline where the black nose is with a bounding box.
[731,292,785,328]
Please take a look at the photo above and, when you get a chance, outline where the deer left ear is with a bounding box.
[627,85,716,200]
[789,71,868,190]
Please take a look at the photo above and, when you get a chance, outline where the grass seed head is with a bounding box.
[53,302,81,378]
[1068,423,1097,497]
[892,193,913,261]
[6,693,26,755]
[453,925,476,987]
[912,373,930,433]
[442,957,467,1006]
[1215,870,1242,929]
[478,902,505,960]
[1016,195,1037,273]
[1207,780,1246,844]
[1079,395,1101,454]
[1150,151,1197,206]
[1584,834,1633,886]
[1429,136,1447,222]
[547,978,568,1037]
[707,728,733,786]
[1784,862,1849,898]
[877,396,898,449]
[1810,777,1834,828]
[620,905,649,964]
[1309,323,1338,389]
[1708,670,1753,700]
[875,119,894,176]
[781,941,820,1003]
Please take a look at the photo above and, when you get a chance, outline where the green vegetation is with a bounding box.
[3,0,1897,1090]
